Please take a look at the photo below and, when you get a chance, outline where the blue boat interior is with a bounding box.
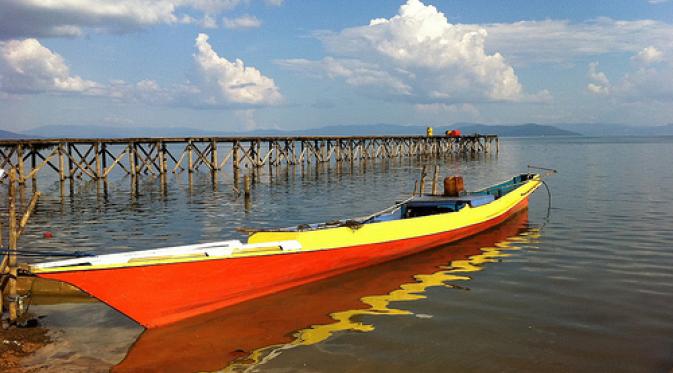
[368,173,535,222]
[272,173,535,231]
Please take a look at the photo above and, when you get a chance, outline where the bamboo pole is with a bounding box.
[7,168,17,321]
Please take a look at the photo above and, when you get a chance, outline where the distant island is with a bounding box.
[0,129,31,139]
[4,122,673,139]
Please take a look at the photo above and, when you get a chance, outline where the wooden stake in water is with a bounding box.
[244,175,251,198]
[419,166,427,196]
[431,165,440,196]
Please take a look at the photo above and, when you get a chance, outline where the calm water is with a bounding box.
[9,137,673,372]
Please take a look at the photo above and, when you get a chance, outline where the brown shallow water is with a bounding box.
[3,137,673,372]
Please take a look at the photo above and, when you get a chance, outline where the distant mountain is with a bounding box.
[0,129,32,139]
[554,123,673,137]
[453,123,579,137]
[24,123,579,138]
[24,125,222,138]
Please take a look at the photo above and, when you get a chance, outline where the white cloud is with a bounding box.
[264,0,284,6]
[0,38,100,94]
[619,65,673,102]
[0,35,283,109]
[414,103,480,116]
[632,46,664,65]
[235,109,258,130]
[587,57,673,103]
[200,14,219,29]
[586,62,611,95]
[281,0,543,105]
[191,33,282,106]
[483,18,673,65]
[0,0,280,39]
[223,15,262,29]
[277,57,413,96]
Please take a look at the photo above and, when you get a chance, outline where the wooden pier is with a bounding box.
[0,135,497,189]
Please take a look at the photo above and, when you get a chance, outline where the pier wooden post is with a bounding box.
[101,143,108,175]
[58,143,66,181]
[128,142,136,178]
[157,141,166,176]
[30,146,37,191]
[232,141,240,188]
[256,140,262,168]
[188,140,194,173]
[16,144,25,185]
[94,142,102,179]
[211,139,218,172]
[66,143,74,179]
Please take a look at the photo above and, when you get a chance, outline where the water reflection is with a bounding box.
[113,210,537,373]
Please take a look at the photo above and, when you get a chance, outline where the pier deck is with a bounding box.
[0,135,497,187]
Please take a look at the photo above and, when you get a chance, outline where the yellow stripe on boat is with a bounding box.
[248,176,541,250]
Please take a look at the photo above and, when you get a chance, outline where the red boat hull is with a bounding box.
[38,198,529,328]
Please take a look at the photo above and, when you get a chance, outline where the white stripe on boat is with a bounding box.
[32,240,302,269]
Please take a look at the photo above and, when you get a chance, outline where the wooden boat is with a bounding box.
[114,211,531,372]
[30,173,542,328]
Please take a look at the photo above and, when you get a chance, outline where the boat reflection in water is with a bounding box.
[114,210,538,373]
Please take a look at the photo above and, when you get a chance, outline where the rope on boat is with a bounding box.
[527,165,556,229]
[541,179,553,221]
[239,194,417,234]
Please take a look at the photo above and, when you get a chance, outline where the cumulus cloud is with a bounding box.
[483,18,673,65]
[106,33,283,107]
[190,33,282,106]
[280,0,542,105]
[586,62,611,95]
[0,34,283,109]
[0,0,278,39]
[223,15,262,29]
[618,65,673,102]
[632,46,664,65]
[587,56,673,103]
[0,38,100,94]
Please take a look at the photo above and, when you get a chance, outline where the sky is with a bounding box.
[0,0,672,133]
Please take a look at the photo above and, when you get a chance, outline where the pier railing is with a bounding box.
[0,135,497,186]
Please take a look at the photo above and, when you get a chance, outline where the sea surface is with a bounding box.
[7,136,673,372]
